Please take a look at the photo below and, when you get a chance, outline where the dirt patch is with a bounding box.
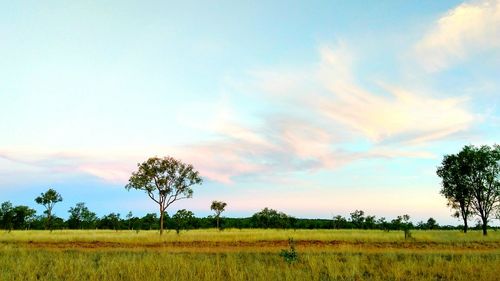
[4,240,500,252]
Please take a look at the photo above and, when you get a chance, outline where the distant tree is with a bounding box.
[332,215,347,229]
[12,205,36,230]
[125,156,202,235]
[99,213,121,230]
[251,208,291,229]
[437,153,473,233]
[426,217,438,230]
[126,211,133,230]
[210,200,227,230]
[68,202,97,229]
[35,188,62,230]
[349,210,365,228]
[0,201,14,231]
[172,209,195,234]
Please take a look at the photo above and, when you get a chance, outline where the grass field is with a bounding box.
[1,229,499,280]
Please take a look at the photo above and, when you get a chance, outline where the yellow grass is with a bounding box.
[1,229,499,280]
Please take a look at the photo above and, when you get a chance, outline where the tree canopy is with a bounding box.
[125,156,202,235]
[437,144,500,235]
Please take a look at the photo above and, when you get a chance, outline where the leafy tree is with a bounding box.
[12,205,36,230]
[125,156,202,235]
[172,209,195,234]
[34,188,62,230]
[426,217,438,230]
[437,153,473,233]
[438,145,500,235]
[99,213,121,230]
[251,208,292,229]
[210,200,227,230]
[0,201,14,230]
[349,210,365,228]
[68,202,97,229]
[461,145,500,235]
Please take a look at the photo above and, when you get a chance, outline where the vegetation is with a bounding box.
[437,145,500,235]
[125,156,203,235]
[210,200,227,230]
[34,188,63,231]
[0,229,499,281]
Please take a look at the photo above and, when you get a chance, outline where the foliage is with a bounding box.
[210,200,227,230]
[68,202,98,229]
[125,156,202,235]
[279,238,298,264]
[34,188,63,230]
[437,144,500,235]
[172,209,196,234]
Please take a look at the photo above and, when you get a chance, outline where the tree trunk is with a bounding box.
[216,216,219,230]
[463,218,468,233]
[159,207,164,235]
[481,216,488,236]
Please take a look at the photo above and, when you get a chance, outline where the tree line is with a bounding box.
[2,198,460,232]
[1,144,498,234]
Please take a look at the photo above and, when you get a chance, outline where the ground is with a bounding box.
[1,229,499,280]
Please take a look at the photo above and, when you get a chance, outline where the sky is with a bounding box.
[1,0,499,225]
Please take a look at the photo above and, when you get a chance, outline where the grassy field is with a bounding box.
[1,229,499,280]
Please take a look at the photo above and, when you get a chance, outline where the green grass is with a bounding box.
[1,229,499,281]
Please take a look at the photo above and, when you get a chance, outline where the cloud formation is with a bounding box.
[415,0,500,72]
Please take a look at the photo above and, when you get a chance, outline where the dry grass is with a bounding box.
[1,229,499,280]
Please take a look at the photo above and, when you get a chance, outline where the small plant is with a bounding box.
[279,238,298,264]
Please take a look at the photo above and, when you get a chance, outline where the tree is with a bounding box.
[426,217,438,230]
[438,145,500,235]
[251,208,291,229]
[35,188,62,230]
[125,156,203,235]
[68,202,97,229]
[12,205,36,230]
[437,153,473,233]
[461,145,500,235]
[349,210,365,228]
[172,209,195,234]
[210,200,227,230]
[0,201,14,230]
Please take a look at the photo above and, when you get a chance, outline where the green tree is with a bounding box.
[68,202,97,229]
[35,188,62,230]
[172,209,195,234]
[12,205,36,230]
[437,153,473,233]
[125,156,202,235]
[0,201,14,230]
[210,200,227,230]
[461,145,500,235]
[439,145,500,235]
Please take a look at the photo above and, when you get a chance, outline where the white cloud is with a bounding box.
[415,0,500,72]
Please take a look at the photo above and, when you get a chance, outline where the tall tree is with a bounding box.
[210,200,227,230]
[35,188,62,230]
[461,145,500,235]
[438,145,500,235]
[125,156,202,235]
[437,153,473,233]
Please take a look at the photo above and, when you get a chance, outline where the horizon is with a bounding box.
[1,0,500,226]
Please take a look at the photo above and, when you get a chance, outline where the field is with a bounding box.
[1,229,499,281]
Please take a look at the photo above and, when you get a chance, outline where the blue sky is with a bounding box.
[1,0,499,225]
